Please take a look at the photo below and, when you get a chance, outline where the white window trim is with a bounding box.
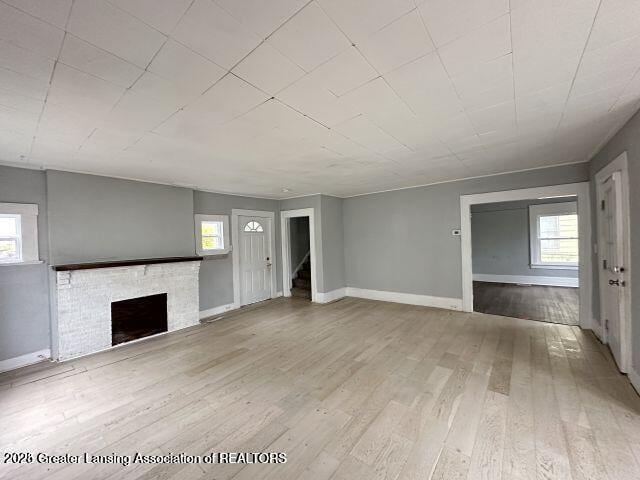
[0,202,40,266]
[195,214,230,256]
[529,201,578,268]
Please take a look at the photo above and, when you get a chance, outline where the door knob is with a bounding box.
[609,279,620,286]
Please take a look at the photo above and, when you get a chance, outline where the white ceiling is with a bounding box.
[1,0,639,198]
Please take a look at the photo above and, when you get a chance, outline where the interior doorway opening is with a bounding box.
[281,208,319,302]
[288,216,311,300]
[470,196,579,325]
[460,182,593,332]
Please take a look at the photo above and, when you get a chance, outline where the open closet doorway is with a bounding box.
[281,208,319,302]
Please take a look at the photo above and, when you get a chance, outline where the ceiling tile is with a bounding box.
[214,0,308,39]
[417,0,508,47]
[0,39,55,82]
[232,42,305,94]
[334,114,406,155]
[311,47,378,96]
[3,0,72,29]
[585,0,640,52]
[148,40,226,94]
[384,52,463,118]
[67,0,166,68]
[172,0,260,70]
[130,71,199,108]
[0,2,65,59]
[268,2,351,72]
[451,54,514,110]
[357,9,435,75]
[0,86,43,114]
[0,66,50,101]
[318,0,415,43]
[438,14,511,76]
[58,35,143,88]
[467,100,516,134]
[46,63,125,119]
[155,74,269,139]
[108,0,193,34]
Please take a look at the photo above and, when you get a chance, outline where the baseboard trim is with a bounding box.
[473,273,579,288]
[0,348,51,373]
[199,303,236,320]
[316,288,347,304]
[629,368,640,396]
[345,287,463,311]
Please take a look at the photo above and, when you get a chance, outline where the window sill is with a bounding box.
[199,250,231,257]
[0,260,44,266]
[530,264,578,270]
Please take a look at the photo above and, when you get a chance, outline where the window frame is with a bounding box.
[529,201,579,269]
[195,214,230,256]
[0,203,40,266]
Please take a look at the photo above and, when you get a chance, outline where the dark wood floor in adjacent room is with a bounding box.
[1,296,638,480]
[473,281,580,325]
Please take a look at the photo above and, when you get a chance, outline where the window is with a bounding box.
[0,203,39,265]
[529,202,579,268]
[244,221,263,232]
[0,215,21,262]
[195,214,230,255]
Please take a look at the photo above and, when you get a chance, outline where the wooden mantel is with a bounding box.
[51,256,203,271]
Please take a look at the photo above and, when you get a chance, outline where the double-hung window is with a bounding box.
[529,202,579,268]
[195,214,230,255]
[0,203,40,265]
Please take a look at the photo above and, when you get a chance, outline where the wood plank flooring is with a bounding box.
[473,281,579,325]
[1,297,639,480]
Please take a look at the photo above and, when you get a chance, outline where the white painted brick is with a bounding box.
[54,261,201,360]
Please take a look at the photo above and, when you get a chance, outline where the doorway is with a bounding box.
[470,197,579,325]
[595,152,632,373]
[460,182,594,331]
[281,208,319,302]
[231,209,277,308]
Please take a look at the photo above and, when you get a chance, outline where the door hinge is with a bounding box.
[601,199,605,211]
[603,259,607,270]
[605,318,609,331]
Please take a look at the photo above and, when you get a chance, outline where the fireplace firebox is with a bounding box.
[111,293,168,346]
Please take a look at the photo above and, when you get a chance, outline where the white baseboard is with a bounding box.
[0,348,51,373]
[629,368,640,395]
[199,303,236,320]
[473,273,579,288]
[345,287,463,311]
[315,287,347,304]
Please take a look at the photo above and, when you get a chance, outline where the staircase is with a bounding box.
[291,259,312,299]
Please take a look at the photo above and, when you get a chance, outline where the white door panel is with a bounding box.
[239,216,272,306]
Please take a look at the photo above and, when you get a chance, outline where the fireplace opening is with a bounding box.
[111,293,168,346]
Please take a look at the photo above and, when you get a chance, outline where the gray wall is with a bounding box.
[471,198,579,278]
[193,191,281,311]
[589,108,640,372]
[0,166,50,361]
[289,216,310,276]
[343,163,590,299]
[46,170,195,265]
[320,195,345,292]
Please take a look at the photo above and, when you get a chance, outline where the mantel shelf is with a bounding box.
[51,256,203,271]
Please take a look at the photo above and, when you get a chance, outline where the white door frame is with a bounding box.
[460,182,593,329]
[232,209,277,308]
[280,208,319,302]
[595,151,632,372]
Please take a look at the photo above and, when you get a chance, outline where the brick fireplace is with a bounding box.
[51,258,201,361]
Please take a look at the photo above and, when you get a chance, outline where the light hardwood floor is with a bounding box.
[1,297,639,480]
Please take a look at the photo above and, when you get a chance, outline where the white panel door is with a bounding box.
[239,216,272,306]
[598,173,626,370]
